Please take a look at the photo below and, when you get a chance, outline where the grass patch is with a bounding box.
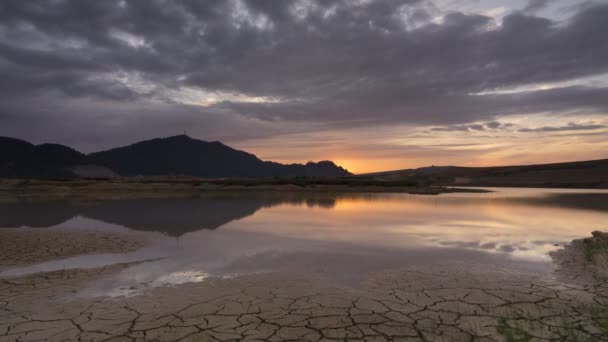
[581,231,608,280]
[496,317,533,342]
[496,301,608,341]
[591,305,608,339]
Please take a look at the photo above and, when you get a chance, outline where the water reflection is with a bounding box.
[1,188,608,296]
[0,193,340,236]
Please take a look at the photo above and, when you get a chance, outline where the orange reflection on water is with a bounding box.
[227,189,608,262]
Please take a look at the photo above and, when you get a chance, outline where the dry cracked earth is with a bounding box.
[0,229,145,268]
[1,230,607,342]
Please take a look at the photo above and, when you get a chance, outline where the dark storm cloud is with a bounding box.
[430,124,485,132]
[1,0,608,149]
[518,122,607,133]
[429,121,512,132]
[523,0,551,13]
[430,126,471,132]
[485,121,502,129]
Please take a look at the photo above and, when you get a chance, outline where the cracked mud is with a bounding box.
[0,229,145,268]
[1,236,607,341]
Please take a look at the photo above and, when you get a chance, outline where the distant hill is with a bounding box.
[0,135,351,179]
[356,159,608,189]
[0,137,89,178]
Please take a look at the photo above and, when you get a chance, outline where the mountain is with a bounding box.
[89,135,350,178]
[0,137,89,178]
[356,159,608,189]
[0,135,351,179]
[0,137,34,165]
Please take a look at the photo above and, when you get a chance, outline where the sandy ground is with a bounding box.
[0,230,607,341]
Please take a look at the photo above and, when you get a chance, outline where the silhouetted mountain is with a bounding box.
[0,137,88,178]
[0,137,34,165]
[0,135,351,179]
[0,200,78,228]
[89,135,351,178]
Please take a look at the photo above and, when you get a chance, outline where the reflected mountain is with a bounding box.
[0,193,338,236]
[2,190,608,237]
[0,201,79,228]
[82,198,275,236]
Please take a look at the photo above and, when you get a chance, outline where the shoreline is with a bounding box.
[0,178,489,200]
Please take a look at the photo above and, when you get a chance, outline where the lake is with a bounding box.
[1,188,608,341]
[2,188,607,291]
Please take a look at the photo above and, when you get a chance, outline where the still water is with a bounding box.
[1,188,607,296]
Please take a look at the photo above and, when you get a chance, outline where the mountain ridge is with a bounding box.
[353,159,608,188]
[0,135,351,179]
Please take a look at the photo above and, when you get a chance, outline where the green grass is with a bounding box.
[591,305,608,339]
[582,238,601,262]
[580,234,608,282]
[496,316,537,342]
[496,301,608,341]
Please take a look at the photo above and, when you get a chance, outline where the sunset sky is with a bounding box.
[1,0,607,173]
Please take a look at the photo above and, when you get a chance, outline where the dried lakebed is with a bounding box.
[0,232,607,341]
[0,228,146,268]
[1,189,608,341]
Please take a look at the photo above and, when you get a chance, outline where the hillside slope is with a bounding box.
[357,159,608,188]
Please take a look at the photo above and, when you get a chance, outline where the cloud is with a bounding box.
[523,0,551,13]
[518,122,607,132]
[485,121,502,129]
[0,0,607,152]
[498,245,515,253]
[430,125,475,132]
[430,121,515,132]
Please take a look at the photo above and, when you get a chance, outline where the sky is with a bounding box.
[1,0,607,174]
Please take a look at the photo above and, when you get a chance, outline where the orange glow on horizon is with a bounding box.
[307,153,608,174]
[329,159,401,174]
[242,129,608,174]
